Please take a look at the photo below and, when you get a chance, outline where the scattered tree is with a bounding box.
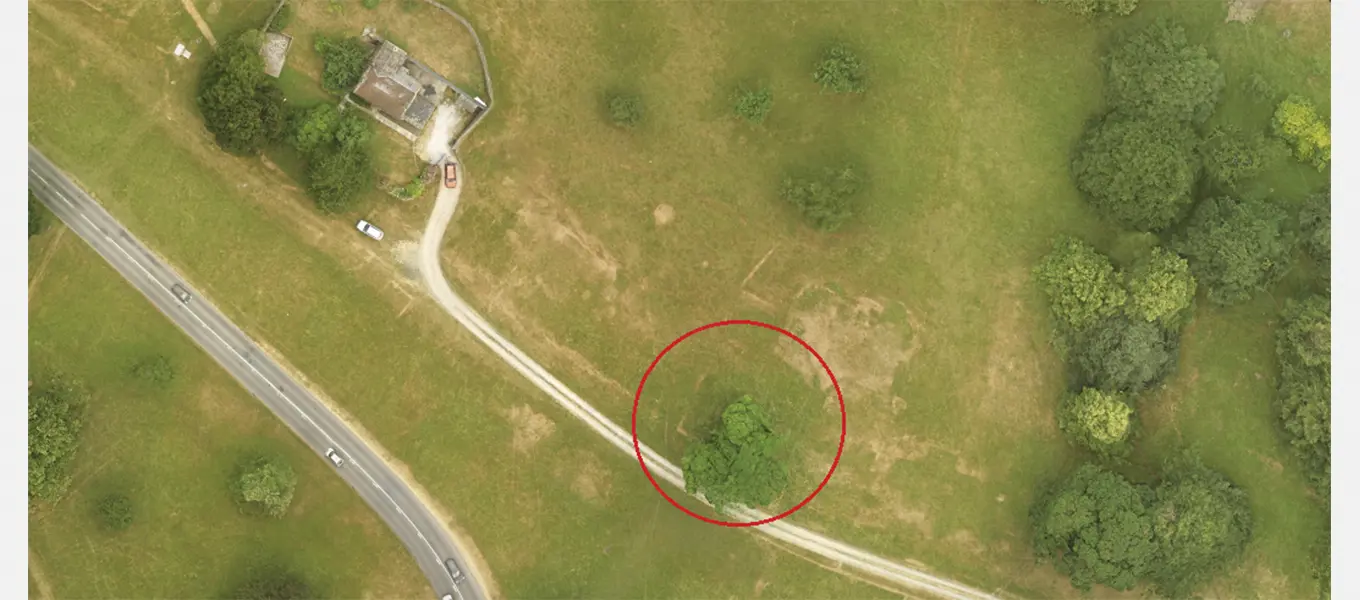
[197,31,287,155]
[1104,20,1224,124]
[1033,237,1127,334]
[1038,0,1138,17]
[232,455,298,518]
[606,93,644,128]
[1058,388,1134,459]
[1074,315,1177,393]
[29,192,46,237]
[1175,195,1294,306]
[1148,453,1254,598]
[813,44,867,94]
[130,355,176,386]
[231,565,313,600]
[733,85,774,124]
[779,164,864,232]
[1125,246,1196,328]
[1071,114,1201,232]
[1275,295,1330,495]
[315,35,374,94]
[1202,125,1278,190]
[29,375,88,502]
[682,396,789,512]
[94,492,134,532]
[1030,463,1157,592]
[1299,188,1330,275]
[1272,95,1330,170]
[362,0,381,8]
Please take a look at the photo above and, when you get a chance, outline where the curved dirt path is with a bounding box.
[417,165,1003,600]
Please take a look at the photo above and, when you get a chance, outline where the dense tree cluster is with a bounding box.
[1104,20,1223,125]
[780,164,864,232]
[1071,114,1200,232]
[813,44,867,94]
[1031,456,1252,596]
[232,455,298,518]
[197,31,287,155]
[682,396,789,512]
[314,35,375,94]
[1275,295,1330,496]
[1175,195,1294,306]
[29,375,88,502]
[287,104,376,213]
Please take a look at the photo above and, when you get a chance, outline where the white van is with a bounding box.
[355,219,384,241]
[324,448,344,467]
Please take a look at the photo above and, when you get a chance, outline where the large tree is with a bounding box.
[315,35,375,93]
[1148,453,1254,597]
[1104,20,1224,124]
[29,375,88,501]
[1074,315,1177,393]
[1058,388,1134,459]
[232,455,298,518]
[1033,237,1128,335]
[1030,464,1157,592]
[1125,246,1196,328]
[1275,295,1330,495]
[197,31,287,155]
[1175,195,1295,306]
[307,143,374,214]
[1071,114,1201,232]
[682,396,789,512]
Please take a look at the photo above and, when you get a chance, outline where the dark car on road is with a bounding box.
[445,558,465,583]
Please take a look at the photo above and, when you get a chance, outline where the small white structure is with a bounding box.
[172,43,192,59]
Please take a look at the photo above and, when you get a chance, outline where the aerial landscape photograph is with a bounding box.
[23,0,1342,599]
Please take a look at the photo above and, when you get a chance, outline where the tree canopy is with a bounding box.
[1202,125,1277,190]
[780,164,864,232]
[1299,188,1330,275]
[1104,20,1224,124]
[29,192,46,237]
[232,565,313,600]
[1175,195,1294,306]
[1033,236,1127,334]
[232,455,298,518]
[29,375,88,502]
[1058,388,1134,459]
[734,85,774,124]
[1030,464,1157,591]
[94,492,134,532]
[1148,454,1254,597]
[315,35,374,93]
[1272,95,1330,171]
[1071,114,1201,232]
[813,44,867,94]
[1275,295,1330,495]
[1125,246,1196,328]
[682,396,789,512]
[307,141,375,213]
[606,93,644,128]
[1074,315,1177,393]
[197,31,287,155]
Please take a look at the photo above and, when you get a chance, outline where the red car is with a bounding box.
[444,163,458,189]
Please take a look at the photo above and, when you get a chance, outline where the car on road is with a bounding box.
[445,558,465,583]
[444,163,458,189]
[355,219,384,241]
[170,284,191,303]
[440,595,454,600]
[324,448,345,467]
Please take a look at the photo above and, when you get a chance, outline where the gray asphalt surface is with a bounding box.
[28,146,484,600]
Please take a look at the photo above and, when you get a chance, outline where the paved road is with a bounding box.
[28,146,484,600]
[420,165,1003,600]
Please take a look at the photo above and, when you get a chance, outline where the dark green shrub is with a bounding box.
[314,35,374,93]
[29,192,46,237]
[130,355,176,386]
[266,1,292,33]
[813,44,866,93]
[733,86,773,124]
[779,164,864,232]
[1071,114,1200,232]
[606,93,643,127]
[94,493,134,531]
[362,0,381,8]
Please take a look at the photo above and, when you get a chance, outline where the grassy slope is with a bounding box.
[440,0,1329,597]
[27,1,895,598]
[26,226,426,598]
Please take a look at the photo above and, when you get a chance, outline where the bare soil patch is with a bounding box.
[505,404,556,454]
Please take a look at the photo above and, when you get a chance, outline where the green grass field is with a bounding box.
[26,226,427,598]
[28,0,1329,597]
